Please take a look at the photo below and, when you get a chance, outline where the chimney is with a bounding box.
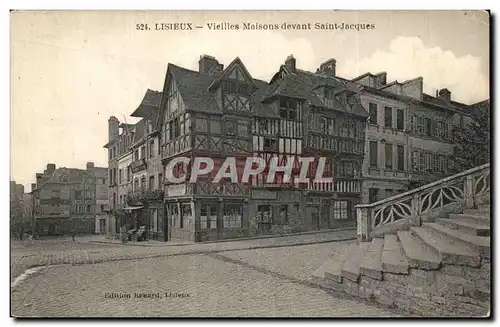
[285,54,296,73]
[199,55,224,75]
[318,58,337,76]
[438,88,451,102]
[47,164,56,174]
[375,73,387,87]
[86,162,95,169]
[108,116,119,142]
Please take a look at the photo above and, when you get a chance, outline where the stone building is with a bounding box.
[104,89,165,240]
[30,162,108,236]
[349,72,477,203]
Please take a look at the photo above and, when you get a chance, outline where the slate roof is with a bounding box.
[131,89,162,118]
[259,68,368,118]
[422,93,470,112]
[132,119,147,144]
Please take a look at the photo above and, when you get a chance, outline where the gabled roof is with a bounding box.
[208,57,257,91]
[131,89,162,118]
[155,62,268,131]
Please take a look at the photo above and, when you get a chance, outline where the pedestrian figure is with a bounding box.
[71,230,76,242]
[19,228,24,242]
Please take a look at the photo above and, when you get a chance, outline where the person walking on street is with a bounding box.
[19,227,24,242]
[71,230,76,242]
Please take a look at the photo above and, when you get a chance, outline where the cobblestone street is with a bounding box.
[10,229,356,282]
[11,231,404,317]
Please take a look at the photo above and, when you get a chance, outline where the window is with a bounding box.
[127,166,131,182]
[134,178,139,191]
[277,205,289,225]
[223,202,243,229]
[158,173,163,189]
[140,146,146,159]
[417,116,425,135]
[257,205,273,224]
[140,176,146,191]
[320,117,328,134]
[119,169,122,184]
[279,96,301,121]
[384,107,392,128]
[439,156,446,174]
[224,121,237,135]
[385,143,393,169]
[369,188,378,203]
[263,138,277,150]
[149,140,154,158]
[134,150,139,161]
[149,176,155,190]
[424,118,432,137]
[223,80,251,96]
[200,203,217,229]
[109,169,113,184]
[332,201,348,220]
[180,203,191,229]
[101,205,105,211]
[397,109,404,130]
[369,103,377,124]
[419,151,426,171]
[337,161,356,177]
[169,204,179,227]
[369,141,378,168]
[397,145,405,171]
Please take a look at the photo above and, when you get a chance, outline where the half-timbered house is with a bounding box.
[156,54,369,242]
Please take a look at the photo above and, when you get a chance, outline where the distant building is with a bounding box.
[31,163,108,236]
[10,181,26,233]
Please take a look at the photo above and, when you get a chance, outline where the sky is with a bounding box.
[10,10,490,191]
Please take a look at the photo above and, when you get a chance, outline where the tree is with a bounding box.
[451,100,490,172]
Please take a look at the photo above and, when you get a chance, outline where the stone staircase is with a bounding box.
[312,201,491,316]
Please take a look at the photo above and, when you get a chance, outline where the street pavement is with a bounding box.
[10,229,357,282]
[10,230,405,317]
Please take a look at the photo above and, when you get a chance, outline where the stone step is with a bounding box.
[311,261,345,291]
[449,213,490,225]
[381,234,409,274]
[435,218,490,236]
[341,242,370,283]
[423,222,490,259]
[411,226,481,267]
[359,238,384,280]
[324,250,349,283]
[397,230,441,270]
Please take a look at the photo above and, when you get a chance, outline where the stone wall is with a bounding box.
[332,259,490,317]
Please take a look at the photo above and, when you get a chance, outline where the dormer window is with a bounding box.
[279,96,302,121]
[324,88,334,99]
